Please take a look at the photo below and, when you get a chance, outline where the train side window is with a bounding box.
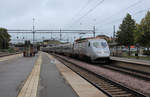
[88,42,90,47]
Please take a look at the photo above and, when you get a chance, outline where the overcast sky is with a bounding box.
[0,0,150,42]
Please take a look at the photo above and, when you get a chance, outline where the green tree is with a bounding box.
[116,13,136,56]
[0,34,3,49]
[137,11,150,50]
[134,24,141,44]
[0,28,11,49]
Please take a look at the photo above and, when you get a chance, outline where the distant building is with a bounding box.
[96,35,110,41]
[43,40,62,47]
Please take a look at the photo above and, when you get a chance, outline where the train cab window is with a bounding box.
[93,42,108,48]
[101,42,107,48]
[93,42,100,48]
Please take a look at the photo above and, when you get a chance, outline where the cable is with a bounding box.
[71,0,93,21]
[95,0,143,25]
[71,0,105,25]
[95,8,150,35]
[133,8,150,15]
[68,0,95,28]
[98,8,150,28]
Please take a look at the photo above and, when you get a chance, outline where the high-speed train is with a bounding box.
[42,38,110,63]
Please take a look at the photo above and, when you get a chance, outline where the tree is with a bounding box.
[0,28,11,49]
[137,11,150,50]
[116,13,136,56]
[0,34,3,49]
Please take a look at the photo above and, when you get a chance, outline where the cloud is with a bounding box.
[0,0,150,42]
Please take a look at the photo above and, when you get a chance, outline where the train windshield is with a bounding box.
[93,42,107,48]
[101,42,107,48]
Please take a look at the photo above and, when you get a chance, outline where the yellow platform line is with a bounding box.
[46,53,108,97]
[0,54,22,62]
[17,53,42,97]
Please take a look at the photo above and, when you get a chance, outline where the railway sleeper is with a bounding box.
[106,89,123,92]
[100,85,116,88]
[95,81,107,84]
[98,83,114,86]
[97,83,113,86]
[111,94,133,97]
[101,87,119,90]
[109,91,127,95]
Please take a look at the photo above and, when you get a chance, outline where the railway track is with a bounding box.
[53,54,148,97]
[101,65,150,81]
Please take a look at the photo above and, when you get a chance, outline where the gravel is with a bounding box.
[61,56,150,96]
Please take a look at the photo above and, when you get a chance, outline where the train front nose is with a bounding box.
[90,40,110,62]
[92,50,110,63]
[95,50,110,57]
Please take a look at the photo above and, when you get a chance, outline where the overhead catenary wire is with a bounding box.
[71,0,93,21]
[67,0,96,29]
[98,8,150,29]
[95,8,150,37]
[133,8,150,15]
[95,0,143,25]
[71,0,105,26]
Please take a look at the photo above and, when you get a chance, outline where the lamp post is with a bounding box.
[135,43,139,58]
[93,26,96,38]
[60,28,62,40]
[32,18,35,44]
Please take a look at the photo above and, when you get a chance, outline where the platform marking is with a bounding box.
[46,53,108,97]
[0,54,22,62]
[17,53,42,97]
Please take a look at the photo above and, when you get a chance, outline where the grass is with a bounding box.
[119,52,150,61]
[124,56,150,61]
[113,51,150,61]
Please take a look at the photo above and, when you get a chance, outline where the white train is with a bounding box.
[42,38,110,63]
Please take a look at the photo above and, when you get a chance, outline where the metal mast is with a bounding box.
[32,18,35,44]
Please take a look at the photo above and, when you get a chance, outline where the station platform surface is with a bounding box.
[37,53,78,97]
[47,53,107,97]
[0,52,108,97]
[0,53,37,97]
[110,56,150,66]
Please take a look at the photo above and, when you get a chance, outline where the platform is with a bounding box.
[36,52,78,97]
[0,53,37,97]
[0,52,108,97]
[46,53,107,97]
[110,57,150,66]
[0,53,22,62]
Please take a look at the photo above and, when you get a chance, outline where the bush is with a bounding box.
[7,48,15,53]
[143,50,150,55]
[0,48,15,53]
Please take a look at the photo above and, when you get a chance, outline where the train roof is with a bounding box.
[75,37,105,43]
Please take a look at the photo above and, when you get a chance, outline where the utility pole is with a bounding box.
[113,25,116,43]
[93,26,96,38]
[113,25,117,56]
[113,25,115,39]
[51,32,52,40]
[32,18,35,44]
[60,28,62,40]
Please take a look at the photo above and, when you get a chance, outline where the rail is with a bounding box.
[53,54,148,97]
